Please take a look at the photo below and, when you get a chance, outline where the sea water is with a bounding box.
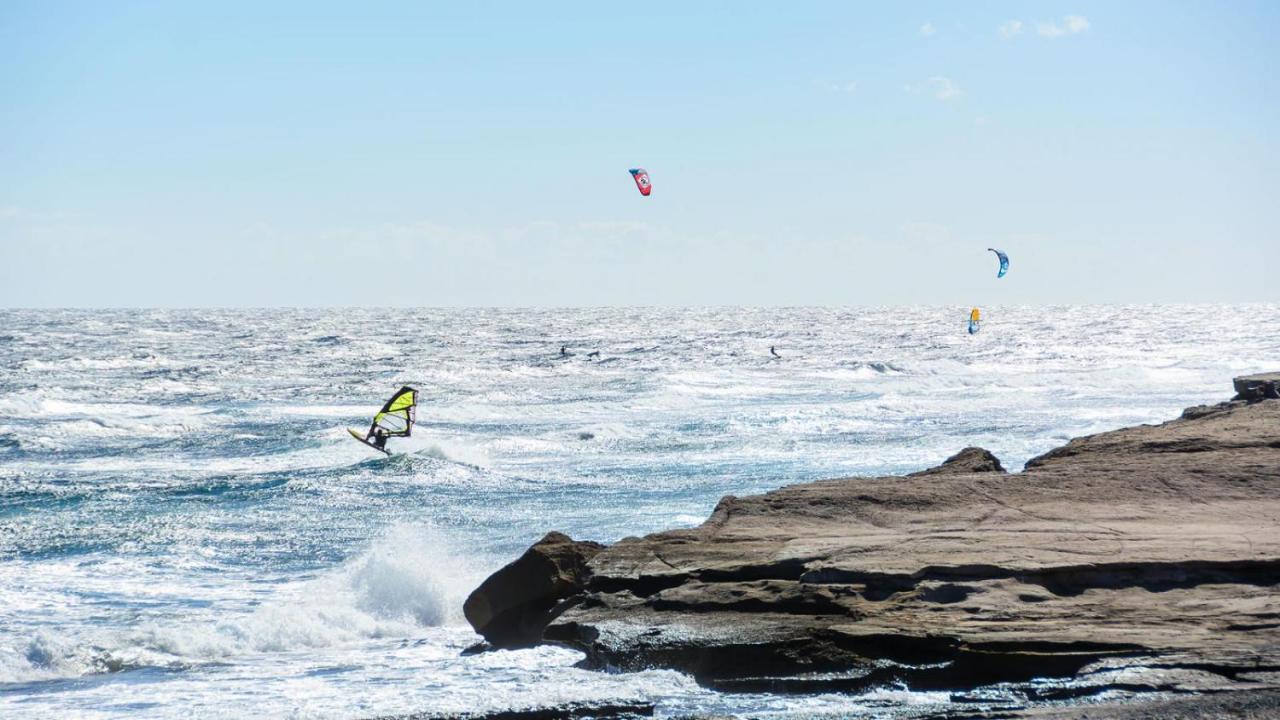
[1,306,1277,719]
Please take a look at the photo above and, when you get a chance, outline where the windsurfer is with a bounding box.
[349,386,418,455]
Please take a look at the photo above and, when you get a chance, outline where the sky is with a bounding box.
[1,1,1277,307]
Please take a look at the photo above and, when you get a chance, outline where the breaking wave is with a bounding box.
[0,524,474,684]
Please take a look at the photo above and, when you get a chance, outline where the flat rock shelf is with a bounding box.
[465,374,1280,716]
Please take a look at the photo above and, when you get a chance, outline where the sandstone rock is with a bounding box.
[464,531,603,648]
[910,446,1006,476]
[1235,372,1280,401]
[469,376,1280,710]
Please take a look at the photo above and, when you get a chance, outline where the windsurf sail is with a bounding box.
[367,386,418,439]
[988,248,1009,278]
[968,307,982,335]
[629,168,652,196]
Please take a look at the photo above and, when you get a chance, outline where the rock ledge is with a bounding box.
[467,375,1280,710]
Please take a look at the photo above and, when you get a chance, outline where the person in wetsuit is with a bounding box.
[370,426,390,450]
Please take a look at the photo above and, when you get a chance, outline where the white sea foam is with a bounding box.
[418,438,492,467]
[1,305,1277,719]
[0,524,474,686]
[165,523,473,650]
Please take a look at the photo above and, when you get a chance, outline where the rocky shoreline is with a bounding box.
[463,373,1280,717]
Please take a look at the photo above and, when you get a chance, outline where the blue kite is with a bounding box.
[988,248,1009,278]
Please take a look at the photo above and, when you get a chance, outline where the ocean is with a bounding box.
[1,306,1277,718]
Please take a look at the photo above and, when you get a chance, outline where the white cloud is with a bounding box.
[1037,14,1089,37]
[920,22,936,37]
[906,76,963,101]
[998,20,1023,38]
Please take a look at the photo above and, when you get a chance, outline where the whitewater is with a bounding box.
[1,306,1276,719]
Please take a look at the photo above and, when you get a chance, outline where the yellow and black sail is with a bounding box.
[368,386,418,438]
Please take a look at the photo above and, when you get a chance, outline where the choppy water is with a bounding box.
[1,306,1277,719]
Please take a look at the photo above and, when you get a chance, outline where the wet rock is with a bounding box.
[911,446,1006,476]
[931,688,1280,718]
[463,532,603,648]
[373,699,654,720]
[1234,372,1280,401]
[471,375,1280,709]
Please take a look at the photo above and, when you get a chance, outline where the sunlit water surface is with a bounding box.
[1,306,1276,718]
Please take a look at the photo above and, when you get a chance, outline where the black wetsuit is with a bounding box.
[371,429,389,450]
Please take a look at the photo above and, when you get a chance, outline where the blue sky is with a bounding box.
[1,1,1276,307]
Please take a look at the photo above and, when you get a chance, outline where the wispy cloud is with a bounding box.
[919,22,936,37]
[998,20,1023,38]
[906,76,962,101]
[1037,15,1089,37]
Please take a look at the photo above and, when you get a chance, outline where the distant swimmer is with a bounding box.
[560,346,571,357]
[770,346,781,358]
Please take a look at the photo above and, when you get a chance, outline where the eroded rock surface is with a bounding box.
[469,376,1280,707]
[1234,372,1280,401]
[464,531,603,648]
[910,446,1006,476]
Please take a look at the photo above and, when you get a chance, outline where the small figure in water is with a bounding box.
[370,426,389,450]
[560,346,570,357]
[770,346,781,358]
